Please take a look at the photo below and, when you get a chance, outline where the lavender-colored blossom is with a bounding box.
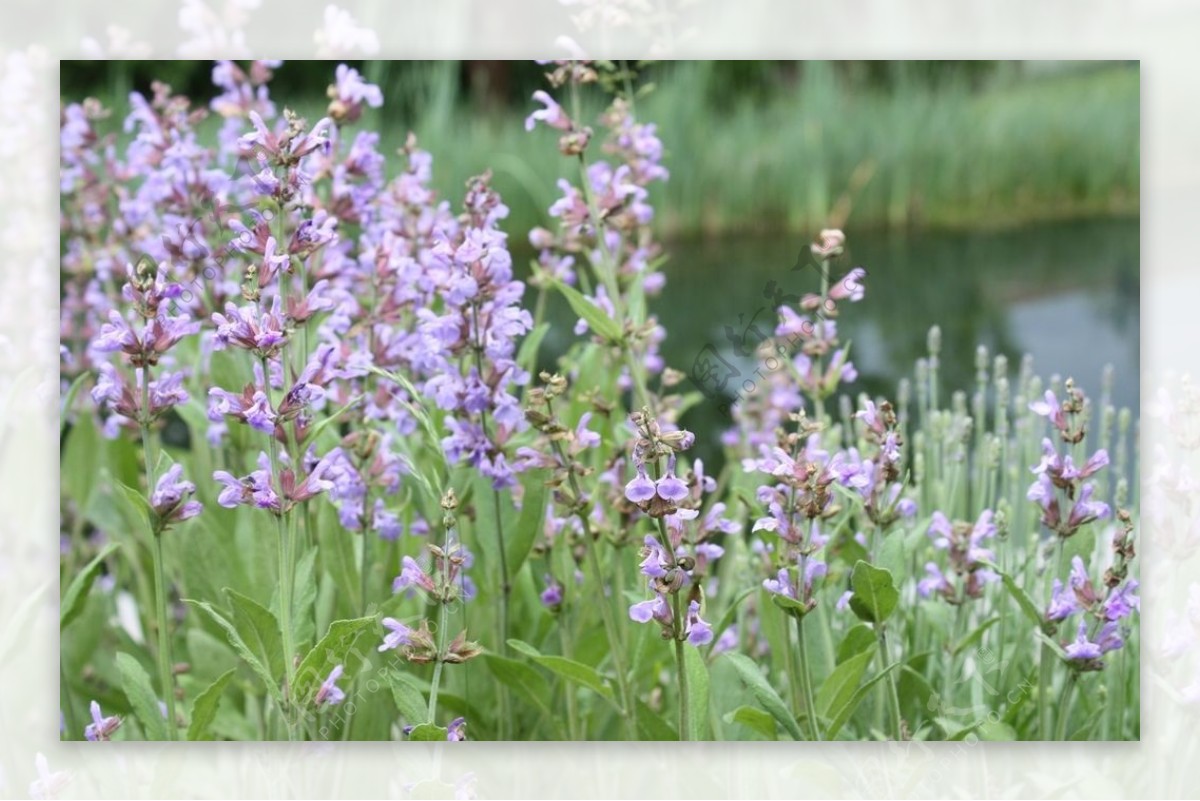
[712,625,739,655]
[84,700,120,741]
[763,568,796,599]
[314,664,345,705]
[525,90,572,132]
[828,266,866,302]
[1066,483,1111,529]
[379,617,414,652]
[685,601,714,646]
[629,594,671,626]
[1047,579,1080,621]
[1029,389,1067,432]
[655,457,689,503]
[1102,580,1140,621]
[447,716,467,741]
[393,555,437,595]
[1065,620,1103,660]
[638,534,671,578]
[836,590,854,612]
[332,64,383,112]
[151,463,202,524]
[540,575,564,608]
[918,562,953,599]
[624,465,656,503]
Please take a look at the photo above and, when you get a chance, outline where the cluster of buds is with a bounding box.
[1027,378,1111,539]
[629,407,695,464]
[810,228,846,259]
[1030,378,1089,444]
[539,60,599,89]
[851,398,916,528]
[520,372,603,515]
[389,493,474,604]
[623,408,695,519]
[1105,508,1137,588]
[753,413,840,532]
[378,617,483,666]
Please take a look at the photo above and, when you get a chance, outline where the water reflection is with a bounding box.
[529,218,1140,469]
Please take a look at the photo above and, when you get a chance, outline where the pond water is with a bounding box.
[529,217,1140,469]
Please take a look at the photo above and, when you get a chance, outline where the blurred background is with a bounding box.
[61,60,1140,462]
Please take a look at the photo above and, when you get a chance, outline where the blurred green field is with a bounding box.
[63,60,1139,238]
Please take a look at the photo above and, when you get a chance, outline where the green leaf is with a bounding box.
[725,705,777,740]
[946,719,985,740]
[952,615,1001,656]
[482,653,554,719]
[186,668,235,741]
[876,529,908,581]
[979,720,1018,741]
[712,586,755,643]
[1062,526,1097,573]
[507,639,616,707]
[113,479,154,536]
[635,698,678,741]
[551,276,624,343]
[115,652,168,741]
[982,561,1047,632]
[824,660,903,740]
[835,623,877,664]
[723,652,805,741]
[898,663,936,728]
[61,407,101,512]
[291,546,319,649]
[816,647,876,720]
[225,589,285,683]
[848,561,899,624]
[184,600,281,700]
[516,321,550,374]
[506,470,550,576]
[316,501,359,620]
[683,645,710,741]
[407,723,448,741]
[388,670,429,726]
[59,371,91,435]
[770,592,812,619]
[60,542,120,630]
[293,616,377,702]
[303,395,363,448]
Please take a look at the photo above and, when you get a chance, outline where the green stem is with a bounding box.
[427,516,455,724]
[262,359,296,737]
[672,593,690,741]
[427,597,450,723]
[139,368,176,740]
[581,524,639,739]
[1057,672,1078,741]
[547,405,638,738]
[879,626,903,740]
[150,532,177,740]
[559,606,582,740]
[796,615,821,740]
[360,484,373,616]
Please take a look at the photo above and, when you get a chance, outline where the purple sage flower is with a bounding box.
[379,618,414,652]
[314,664,345,706]
[84,700,121,741]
